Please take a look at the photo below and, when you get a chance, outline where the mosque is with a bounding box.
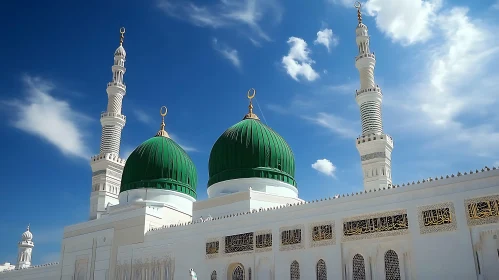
[1,4,499,280]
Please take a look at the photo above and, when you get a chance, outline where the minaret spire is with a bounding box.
[16,225,34,269]
[89,27,128,220]
[353,3,394,191]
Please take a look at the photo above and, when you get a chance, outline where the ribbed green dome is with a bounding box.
[208,118,296,187]
[120,135,197,198]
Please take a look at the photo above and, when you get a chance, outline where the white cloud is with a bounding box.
[304,112,358,138]
[282,37,320,82]
[212,38,241,68]
[4,75,90,159]
[492,1,499,10]
[132,109,153,124]
[158,0,282,43]
[169,133,198,152]
[364,0,442,45]
[314,28,339,52]
[312,159,337,177]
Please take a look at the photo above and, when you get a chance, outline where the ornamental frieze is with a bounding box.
[465,194,499,226]
[417,202,457,234]
[342,210,409,242]
[309,221,336,248]
[361,152,386,161]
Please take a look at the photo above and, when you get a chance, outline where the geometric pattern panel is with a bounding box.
[352,254,366,280]
[291,260,300,280]
[316,259,327,280]
[384,250,401,280]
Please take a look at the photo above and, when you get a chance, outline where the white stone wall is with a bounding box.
[1,168,498,280]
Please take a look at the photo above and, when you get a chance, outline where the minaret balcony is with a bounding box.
[355,53,375,62]
[356,86,382,97]
[101,112,126,121]
[107,82,126,91]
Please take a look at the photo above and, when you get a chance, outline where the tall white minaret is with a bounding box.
[89,27,128,220]
[353,2,394,191]
[16,225,34,269]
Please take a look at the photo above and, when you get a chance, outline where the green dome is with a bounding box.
[120,135,197,198]
[208,118,296,188]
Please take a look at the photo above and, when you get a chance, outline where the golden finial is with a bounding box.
[354,1,362,24]
[119,27,126,46]
[156,106,170,138]
[243,88,260,120]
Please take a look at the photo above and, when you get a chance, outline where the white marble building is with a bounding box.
[1,4,499,280]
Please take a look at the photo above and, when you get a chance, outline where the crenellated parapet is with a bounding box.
[146,165,499,234]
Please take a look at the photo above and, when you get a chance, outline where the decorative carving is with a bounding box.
[205,238,220,259]
[309,221,336,248]
[353,254,366,280]
[225,232,254,253]
[316,259,327,280]
[465,194,499,226]
[290,260,300,280]
[232,265,244,280]
[211,270,217,280]
[384,250,401,280]
[342,210,409,242]
[256,233,272,249]
[280,225,305,251]
[418,202,457,234]
[361,151,386,161]
[206,241,219,255]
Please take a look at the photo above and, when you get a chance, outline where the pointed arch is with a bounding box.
[316,259,327,280]
[353,254,366,280]
[290,260,300,280]
[211,270,217,280]
[384,250,401,280]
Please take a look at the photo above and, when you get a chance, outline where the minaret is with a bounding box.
[89,27,128,220]
[353,2,394,191]
[16,225,34,269]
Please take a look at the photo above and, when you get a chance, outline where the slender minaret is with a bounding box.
[16,225,34,269]
[353,2,394,191]
[89,27,128,220]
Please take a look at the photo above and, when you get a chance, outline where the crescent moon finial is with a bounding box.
[354,2,363,24]
[247,88,256,99]
[156,106,170,138]
[160,106,168,117]
[119,27,126,46]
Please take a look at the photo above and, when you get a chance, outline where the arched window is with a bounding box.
[353,254,366,280]
[249,267,252,280]
[232,265,244,280]
[290,260,300,280]
[384,250,401,280]
[211,270,217,280]
[316,259,327,280]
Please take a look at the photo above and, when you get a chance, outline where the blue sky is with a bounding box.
[1,0,499,265]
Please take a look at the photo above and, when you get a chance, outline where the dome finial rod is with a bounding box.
[27,223,30,231]
[354,1,362,24]
[156,106,170,138]
[119,27,126,46]
[243,88,260,120]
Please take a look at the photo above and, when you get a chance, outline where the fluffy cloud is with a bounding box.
[312,159,337,177]
[132,109,153,124]
[304,113,358,138]
[158,0,282,44]
[212,38,241,68]
[314,28,339,52]
[4,75,90,159]
[282,37,320,82]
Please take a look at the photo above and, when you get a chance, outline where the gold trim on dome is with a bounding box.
[243,88,260,120]
[156,106,170,138]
